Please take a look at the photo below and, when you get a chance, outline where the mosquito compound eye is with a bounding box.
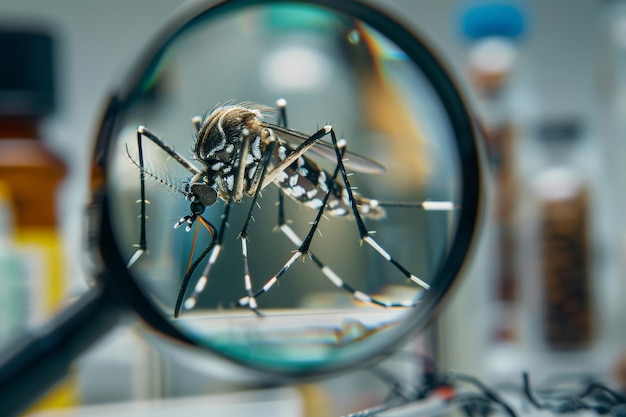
[101,0,481,381]
[189,201,205,215]
[189,182,217,207]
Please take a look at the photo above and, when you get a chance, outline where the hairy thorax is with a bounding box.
[194,105,269,202]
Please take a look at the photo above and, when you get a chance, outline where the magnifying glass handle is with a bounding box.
[0,285,119,417]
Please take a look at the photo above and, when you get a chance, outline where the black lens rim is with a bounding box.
[92,0,482,378]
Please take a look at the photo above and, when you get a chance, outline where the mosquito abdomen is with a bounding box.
[273,142,384,220]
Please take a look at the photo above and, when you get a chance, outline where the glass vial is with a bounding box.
[532,118,593,351]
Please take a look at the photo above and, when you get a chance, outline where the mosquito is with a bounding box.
[125,99,455,318]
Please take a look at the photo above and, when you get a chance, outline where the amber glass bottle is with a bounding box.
[533,119,593,351]
[0,28,76,410]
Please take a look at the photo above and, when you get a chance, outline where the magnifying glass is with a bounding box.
[0,0,482,415]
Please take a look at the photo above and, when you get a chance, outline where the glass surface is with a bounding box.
[103,2,471,374]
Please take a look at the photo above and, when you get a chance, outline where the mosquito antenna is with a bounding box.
[125,144,187,197]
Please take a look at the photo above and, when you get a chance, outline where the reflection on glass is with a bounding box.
[106,3,462,372]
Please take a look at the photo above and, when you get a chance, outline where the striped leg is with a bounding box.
[235,133,278,315]
[127,122,218,318]
[238,142,419,309]
[326,126,432,290]
[171,117,227,318]
[239,223,418,308]
[127,125,203,269]
[127,128,149,268]
[175,120,276,317]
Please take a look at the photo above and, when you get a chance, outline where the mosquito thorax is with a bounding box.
[194,105,264,162]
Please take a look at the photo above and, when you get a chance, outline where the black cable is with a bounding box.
[445,372,517,417]
[523,371,626,415]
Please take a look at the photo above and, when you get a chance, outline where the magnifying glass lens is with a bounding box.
[101,1,478,376]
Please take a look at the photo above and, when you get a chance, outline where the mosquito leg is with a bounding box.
[275,99,288,228]
[238,144,345,308]
[137,125,201,175]
[127,126,203,269]
[261,125,335,189]
[173,115,226,316]
[238,98,304,307]
[234,130,278,315]
[127,128,150,267]
[276,97,288,127]
[191,115,203,134]
[239,143,417,308]
[174,201,231,317]
[276,224,417,308]
[274,99,288,230]
[240,101,417,308]
[327,126,431,290]
[276,194,419,307]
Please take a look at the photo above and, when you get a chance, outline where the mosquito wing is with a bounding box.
[264,122,386,175]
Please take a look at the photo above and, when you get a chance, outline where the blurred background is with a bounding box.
[0,0,625,416]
